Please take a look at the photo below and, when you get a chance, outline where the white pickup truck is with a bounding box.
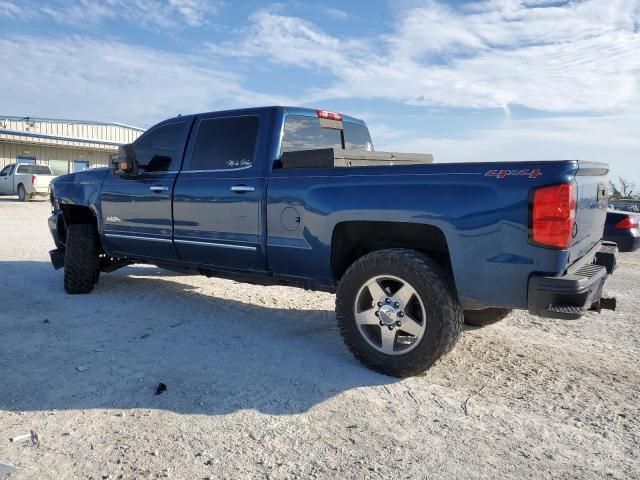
[0,163,56,201]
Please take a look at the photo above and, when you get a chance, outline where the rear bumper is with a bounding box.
[528,242,617,319]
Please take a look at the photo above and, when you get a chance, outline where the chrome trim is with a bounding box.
[180,165,253,174]
[230,185,255,192]
[104,233,172,243]
[149,185,169,192]
[174,238,256,250]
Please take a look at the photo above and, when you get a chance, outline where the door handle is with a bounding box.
[149,185,169,192]
[230,185,255,193]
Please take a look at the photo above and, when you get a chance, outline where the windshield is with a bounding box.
[16,164,53,175]
[281,115,373,153]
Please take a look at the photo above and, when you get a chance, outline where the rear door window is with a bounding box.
[189,116,260,171]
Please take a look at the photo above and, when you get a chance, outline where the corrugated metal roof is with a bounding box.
[0,115,145,131]
[0,115,145,150]
[0,128,124,147]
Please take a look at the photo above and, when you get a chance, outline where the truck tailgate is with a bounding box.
[570,161,609,262]
[34,175,55,193]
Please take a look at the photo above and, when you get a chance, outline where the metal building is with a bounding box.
[0,116,144,175]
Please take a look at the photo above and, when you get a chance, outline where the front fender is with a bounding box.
[51,169,109,230]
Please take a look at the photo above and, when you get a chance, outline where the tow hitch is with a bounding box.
[589,296,617,313]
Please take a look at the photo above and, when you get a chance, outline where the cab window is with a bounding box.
[189,116,260,171]
[133,121,187,173]
[281,115,374,153]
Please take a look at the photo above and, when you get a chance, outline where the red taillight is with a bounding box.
[531,183,577,249]
[32,174,37,187]
[316,109,343,121]
[615,216,639,230]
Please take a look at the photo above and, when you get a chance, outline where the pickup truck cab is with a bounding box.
[0,163,55,201]
[48,106,617,377]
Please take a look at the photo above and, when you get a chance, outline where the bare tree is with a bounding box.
[610,177,635,199]
[618,177,635,197]
[609,181,621,199]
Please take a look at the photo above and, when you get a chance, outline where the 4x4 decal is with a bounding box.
[485,168,542,179]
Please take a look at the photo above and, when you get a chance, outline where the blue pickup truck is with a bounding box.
[48,106,617,377]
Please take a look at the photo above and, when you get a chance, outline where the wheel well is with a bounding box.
[61,204,98,226]
[331,221,451,281]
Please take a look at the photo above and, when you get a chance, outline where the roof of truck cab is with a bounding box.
[159,106,365,127]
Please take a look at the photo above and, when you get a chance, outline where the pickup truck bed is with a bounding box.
[46,106,617,377]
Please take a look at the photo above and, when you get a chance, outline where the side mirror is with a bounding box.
[112,144,136,175]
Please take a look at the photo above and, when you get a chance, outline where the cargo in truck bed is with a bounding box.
[280,147,434,169]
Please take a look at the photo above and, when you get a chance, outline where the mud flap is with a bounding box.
[49,248,65,270]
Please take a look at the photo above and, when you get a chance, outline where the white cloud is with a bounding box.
[322,7,350,20]
[372,114,640,186]
[0,36,291,127]
[37,0,220,29]
[0,0,23,18]
[168,0,219,27]
[207,10,368,70]
[212,1,640,114]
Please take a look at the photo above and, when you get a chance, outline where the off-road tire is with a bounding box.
[463,308,511,327]
[64,224,100,294]
[17,184,29,202]
[336,249,463,377]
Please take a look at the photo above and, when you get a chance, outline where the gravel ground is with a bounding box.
[0,197,638,480]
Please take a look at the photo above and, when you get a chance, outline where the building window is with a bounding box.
[73,160,90,172]
[49,160,70,176]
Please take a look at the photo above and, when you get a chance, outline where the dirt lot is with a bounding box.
[0,198,638,480]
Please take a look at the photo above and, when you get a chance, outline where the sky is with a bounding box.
[1,0,639,188]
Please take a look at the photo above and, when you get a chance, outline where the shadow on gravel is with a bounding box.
[0,261,397,416]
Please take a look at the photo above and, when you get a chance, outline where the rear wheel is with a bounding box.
[336,249,463,377]
[64,224,100,294]
[17,184,29,202]
[463,308,511,327]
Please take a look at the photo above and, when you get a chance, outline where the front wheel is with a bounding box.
[64,224,100,294]
[336,249,463,377]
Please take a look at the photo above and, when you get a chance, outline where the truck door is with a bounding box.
[172,112,266,270]
[100,119,190,261]
[0,165,14,194]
